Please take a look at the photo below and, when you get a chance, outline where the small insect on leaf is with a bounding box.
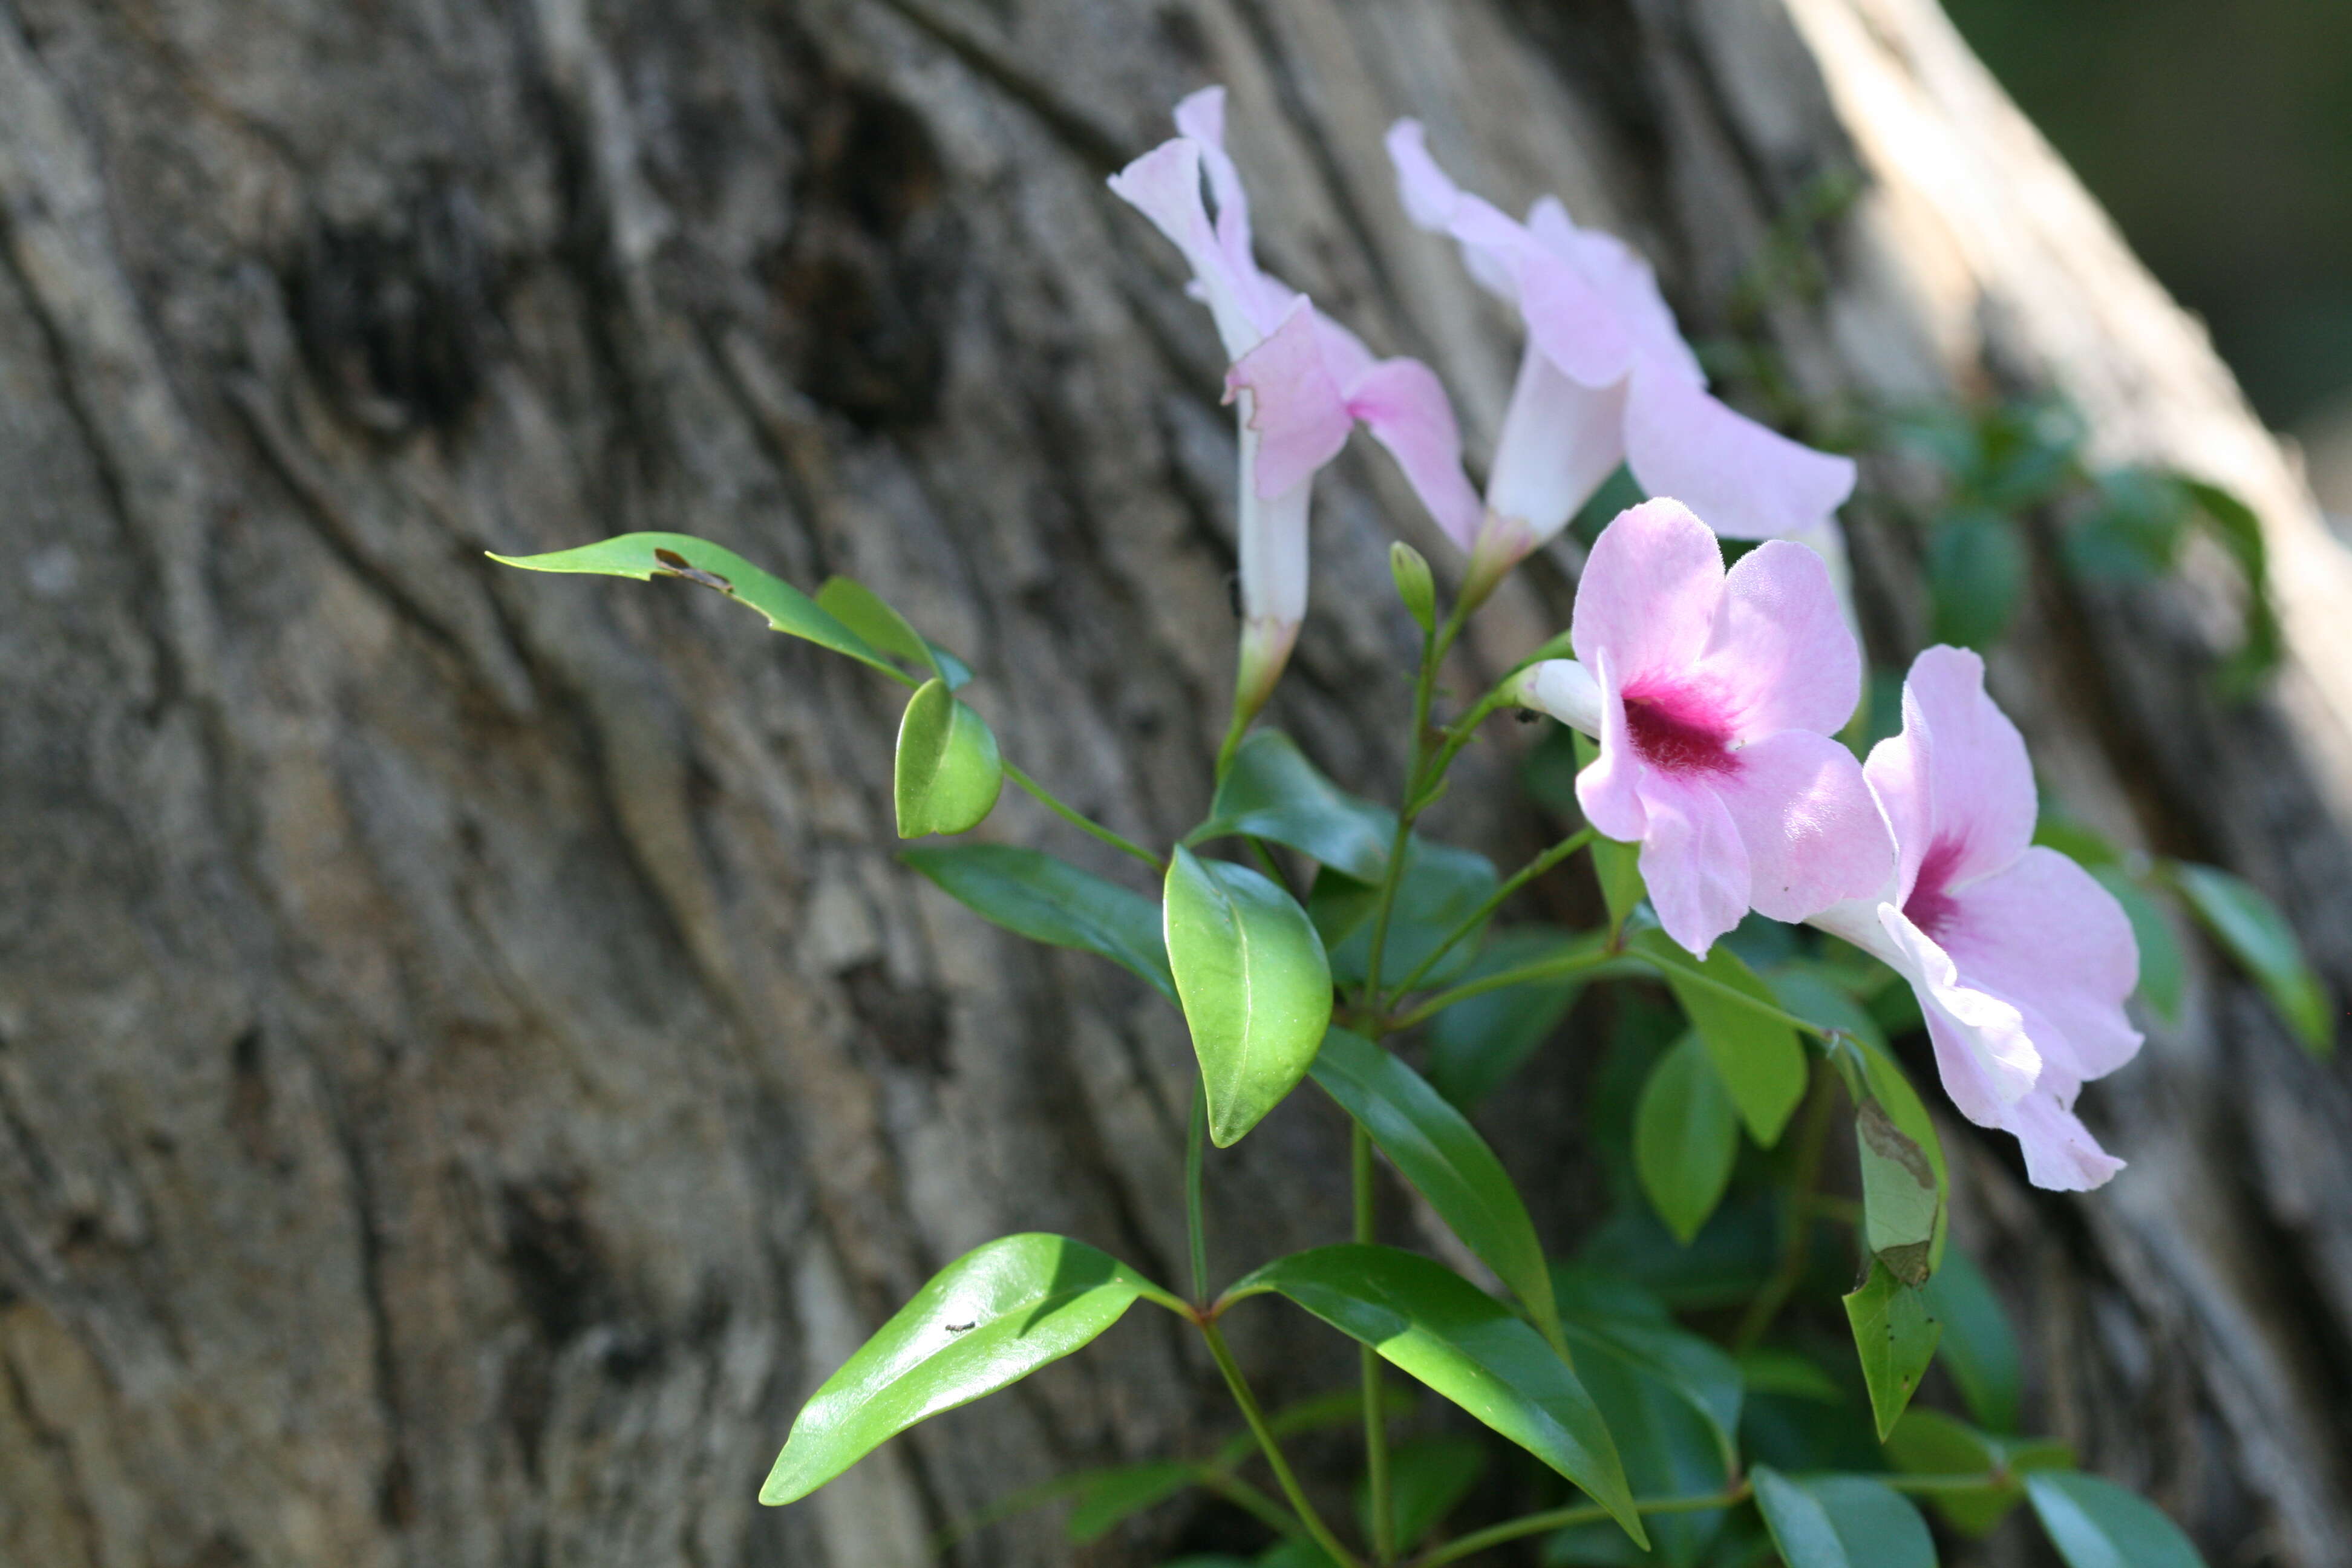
[944,1322,976,1334]
[652,547,736,593]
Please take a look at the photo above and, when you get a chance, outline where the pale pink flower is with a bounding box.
[1385,121,1855,599]
[1109,90,1479,713]
[1515,499,1890,956]
[1811,648,2140,1191]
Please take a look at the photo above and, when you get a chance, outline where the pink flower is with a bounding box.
[1385,121,1855,596]
[1515,500,1890,956]
[1109,90,1480,714]
[1811,648,2141,1191]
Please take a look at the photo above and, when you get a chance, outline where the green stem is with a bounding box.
[1632,950,1835,1043]
[1004,762,1166,872]
[1187,1076,1211,1307]
[1200,1470,1304,1537]
[1382,827,1596,1005]
[1414,684,1514,802]
[1390,948,1635,1032]
[1411,1482,1754,1568]
[1214,707,1252,785]
[1354,1123,1393,1563]
[1734,1063,1838,1353]
[1200,1319,1366,1568]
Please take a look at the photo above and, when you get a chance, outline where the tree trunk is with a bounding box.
[2,1,2348,1564]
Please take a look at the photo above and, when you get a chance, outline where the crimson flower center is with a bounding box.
[1903,837,1967,941]
[1622,685,1738,777]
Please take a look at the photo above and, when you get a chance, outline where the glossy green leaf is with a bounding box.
[1194,730,1391,883]
[1737,1348,1843,1403]
[1426,927,1597,1108]
[1232,1245,1645,1547]
[894,679,1004,838]
[1752,1469,1936,1568]
[1919,1250,2021,1432]
[1843,1260,1942,1440]
[1067,1462,1200,1544]
[1630,930,1807,1146]
[1927,508,2027,652]
[1313,837,1500,990]
[2090,867,2184,1025]
[1885,1408,2068,1537]
[2171,861,2332,1054]
[1567,1333,1731,1566]
[1310,1028,1559,1341]
[1857,1100,1939,1287]
[1633,1034,1741,1244]
[489,532,897,676]
[904,844,1173,1002]
[1356,1436,1485,1550]
[2027,1471,2207,1568]
[762,1234,1155,1504]
[1166,848,1333,1146]
[1559,1308,1743,1477]
[815,575,973,688]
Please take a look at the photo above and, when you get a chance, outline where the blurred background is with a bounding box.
[1947,0,2352,528]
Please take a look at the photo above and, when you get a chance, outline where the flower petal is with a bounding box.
[1635,773,1751,957]
[1529,200,1705,385]
[1486,344,1627,546]
[1386,120,1515,300]
[1226,299,1353,499]
[1710,730,1892,923]
[1877,906,2040,1122]
[1573,650,1647,842]
[1692,540,1861,739]
[1518,658,1602,737]
[1570,498,1725,688]
[1622,362,1857,541]
[1342,356,1485,550]
[1999,1083,2126,1191]
[1938,848,2143,1082]
[1108,139,1260,359]
[1867,646,2037,905]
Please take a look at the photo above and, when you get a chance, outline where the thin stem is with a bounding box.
[1734,1063,1839,1352]
[1411,1482,1754,1568]
[1383,827,1596,1004]
[1415,684,1514,801]
[1633,949,1835,1043]
[1214,707,1252,785]
[1200,1471,1303,1537]
[1187,1076,1211,1306]
[1200,1319,1366,1568]
[1390,948,1633,1032]
[1354,1123,1393,1563]
[1004,762,1166,872]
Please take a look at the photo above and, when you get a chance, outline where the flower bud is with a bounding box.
[1389,541,1436,633]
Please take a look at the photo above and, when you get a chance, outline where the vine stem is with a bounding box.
[1382,826,1596,1004]
[1354,1123,1393,1563]
[1410,1482,1754,1567]
[1003,762,1165,872]
[1200,1319,1367,1568]
[1389,947,1633,1031]
[1187,1076,1210,1306]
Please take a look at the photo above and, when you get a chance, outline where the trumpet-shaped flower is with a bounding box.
[1110,90,1480,714]
[1385,121,1856,596]
[1810,648,2140,1191]
[1515,499,1890,955]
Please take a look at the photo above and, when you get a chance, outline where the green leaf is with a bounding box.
[904,844,1173,1002]
[2181,478,2282,697]
[1558,1307,1743,1476]
[1210,1385,1417,1471]
[762,1234,1155,1504]
[1310,1029,1560,1341]
[1856,1100,1939,1287]
[489,532,897,677]
[1843,1260,1942,1440]
[1165,848,1334,1146]
[1633,1034,1741,1245]
[1356,1436,1486,1550]
[1067,1462,1201,1544]
[815,575,973,688]
[894,679,1004,838]
[1232,1245,1645,1548]
[2033,811,2122,867]
[1565,1333,1733,1565]
[1927,507,2027,652]
[2027,1471,2207,1568]
[1884,1409,2067,1537]
[1737,1348,1843,1403]
[1313,838,1500,990]
[1853,1037,1949,1272]
[1918,1250,2021,1432]
[2171,862,2333,1054]
[1629,930,1808,1146]
[1194,730,1391,883]
[1751,1469,1936,1568]
[2091,866,2185,1025]
[1426,927,1596,1108]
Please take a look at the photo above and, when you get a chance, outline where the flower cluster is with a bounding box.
[1112,92,2140,1187]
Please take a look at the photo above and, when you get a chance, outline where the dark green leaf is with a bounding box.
[1067,1462,1201,1544]
[489,532,897,676]
[1751,1469,1936,1568]
[1194,730,1393,882]
[1927,508,2026,652]
[1210,1384,1417,1470]
[2027,1471,2207,1568]
[1737,1348,1842,1403]
[1856,1100,1939,1287]
[1919,1250,2021,1432]
[1633,1034,1741,1245]
[1357,1436,1486,1550]
[2181,479,2282,697]
[2171,862,2332,1053]
[815,575,973,688]
[894,679,1004,838]
[1232,1245,1645,1547]
[1843,1261,1942,1440]
[2063,467,2189,581]
[1166,849,1333,1146]
[1314,839,1500,990]
[1311,1029,1560,1341]
[1524,721,1584,815]
[1567,1334,1731,1566]
[1629,930,1808,1146]
[1561,1312,1743,1478]
[762,1235,1155,1504]
[904,844,1174,1002]
[2091,867,2185,1025]
[1884,1409,2068,1537]
[1769,967,1889,1054]
[1427,928,1596,1108]
[1576,1193,1780,1312]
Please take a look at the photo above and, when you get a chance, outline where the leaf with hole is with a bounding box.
[894,679,1002,837]
[1230,1245,1645,1547]
[1843,1260,1941,1440]
[761,1235,1160,1505]
[904,844,1173,1002]
[1633,1034,1741,1245]
[1752,1469,1936,1568]
[1630,930,1807,1146]
[1165,849,1333,1146]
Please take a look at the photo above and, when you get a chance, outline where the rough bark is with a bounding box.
[1,1,2348,1565]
